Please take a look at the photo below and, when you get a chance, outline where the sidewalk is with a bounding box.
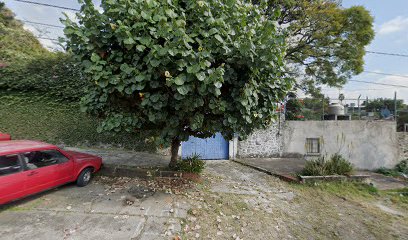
[65,147,178,178]
[234,157,408,189]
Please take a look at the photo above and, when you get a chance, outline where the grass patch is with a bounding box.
[382,188,408,208]
[296,182,408,211]
[0,92,155,152]
[296,181,379,200]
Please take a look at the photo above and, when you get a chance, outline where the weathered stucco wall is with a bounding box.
[237,122,282,158]
[281,121,400,170]
[237,120,400,170]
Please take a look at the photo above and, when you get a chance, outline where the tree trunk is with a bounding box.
[169,138,181,169]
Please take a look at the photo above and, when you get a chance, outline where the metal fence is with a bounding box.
[284,94,408,131]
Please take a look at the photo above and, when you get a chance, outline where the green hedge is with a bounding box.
[0,92,155,151]
[0,53,86,102]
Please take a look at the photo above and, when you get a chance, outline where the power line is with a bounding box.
[348,79,408,88]
[22,20,64,29]
[366,51,408,58]
[14,0,80,11]
[363,71,408,79]
[322,88,394,92]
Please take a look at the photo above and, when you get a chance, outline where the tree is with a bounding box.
[364,98,404,112]
[265,0,375,96]
[63,0,292,168]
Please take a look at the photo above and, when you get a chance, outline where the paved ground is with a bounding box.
[1,160,407,239]
[65,147,170,168]
[0,177,190,240]
[235,157,408,190]
[358,171,408,190]
[235,157,306,176]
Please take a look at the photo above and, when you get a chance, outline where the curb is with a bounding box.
[231,159,299,183]
[299,174,370,184]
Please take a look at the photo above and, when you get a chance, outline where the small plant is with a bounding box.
[395,159,408,174]
[326,153,353,175]
[374,167,400,177]
[375,159,408,177]
[301,154,353,176]
[176,154,205,174]
[301,156,329,176]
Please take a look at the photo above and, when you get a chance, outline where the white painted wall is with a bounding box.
[281,121,400,170]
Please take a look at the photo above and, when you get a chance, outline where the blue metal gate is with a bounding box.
[181,133,229,160]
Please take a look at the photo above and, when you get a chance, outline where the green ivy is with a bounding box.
[0,91,155,151]
[0,53,86,102]
[0,5,84,102]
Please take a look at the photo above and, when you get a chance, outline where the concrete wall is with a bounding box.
[281,121,400,170]
[237,122,282,158]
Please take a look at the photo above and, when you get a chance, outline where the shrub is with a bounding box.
[0,53,85,102]
[374,167,400,177]
[327,153,353,175]
[0,91,155,151]
[395,159,408,174]
[301,154,353,176]
[301,156,329,176]
[375,159,408,176]
[176,154,205,174]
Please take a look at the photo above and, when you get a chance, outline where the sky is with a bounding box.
[3,0,408,103]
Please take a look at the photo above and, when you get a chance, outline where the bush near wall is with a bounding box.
[0,53,86,102]
[1,5,84,102]
[0,92,155,152]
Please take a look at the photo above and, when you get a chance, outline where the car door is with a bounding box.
[0,154,26,205]
[22,149,74,193]
[47,149,74,185]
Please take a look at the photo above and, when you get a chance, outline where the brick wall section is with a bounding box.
[237,122,282,158]
[398,132,408,160]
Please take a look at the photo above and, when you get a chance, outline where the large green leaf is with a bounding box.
[176,85,189,95]
[174,74,186,85]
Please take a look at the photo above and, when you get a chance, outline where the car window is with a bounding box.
[0,154,22,176]
[22,150,69,170]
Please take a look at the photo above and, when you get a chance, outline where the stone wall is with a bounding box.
[237,122,282,158]
[398,132,408,160]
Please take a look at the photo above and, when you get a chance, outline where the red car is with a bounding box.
[0,133,11,141]
[0,140,102,205]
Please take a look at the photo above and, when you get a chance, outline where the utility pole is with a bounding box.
[358,95,361,120]
[322,96,325,121]
[394,91,397,123]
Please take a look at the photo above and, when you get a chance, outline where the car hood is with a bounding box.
[63,150,101,161]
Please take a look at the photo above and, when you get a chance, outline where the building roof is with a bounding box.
[0,140,56,155]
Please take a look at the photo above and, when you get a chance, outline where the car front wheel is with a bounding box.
[76,168,93,187]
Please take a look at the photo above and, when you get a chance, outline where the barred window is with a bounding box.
[306,138,320,154]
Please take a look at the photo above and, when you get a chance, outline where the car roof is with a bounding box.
[0,140,56,155]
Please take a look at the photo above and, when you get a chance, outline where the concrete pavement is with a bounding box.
[0,177,190,240]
